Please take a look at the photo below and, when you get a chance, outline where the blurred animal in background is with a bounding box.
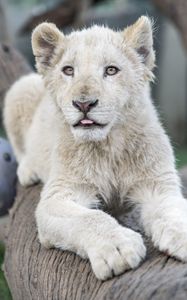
[0,137,17,216]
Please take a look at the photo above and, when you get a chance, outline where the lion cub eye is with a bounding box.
[62,66,74,76]
[105,66,120,76]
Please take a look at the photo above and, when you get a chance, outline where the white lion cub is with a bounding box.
[4,16,187,280]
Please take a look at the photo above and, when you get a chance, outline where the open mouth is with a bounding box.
[73,118,106,129]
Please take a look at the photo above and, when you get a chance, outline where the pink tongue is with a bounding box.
[80,119,94,125]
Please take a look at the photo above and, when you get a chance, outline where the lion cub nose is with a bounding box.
[72,99,98,113]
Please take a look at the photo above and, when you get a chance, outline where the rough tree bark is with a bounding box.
[2,48,187,299]
[3,182,187,300]
[152,0,187,52]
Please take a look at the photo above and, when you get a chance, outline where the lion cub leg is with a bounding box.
[130,183,187,262]
[36,180,146,280]
[17,155,40,186]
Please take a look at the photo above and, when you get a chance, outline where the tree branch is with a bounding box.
[152,0,187,52]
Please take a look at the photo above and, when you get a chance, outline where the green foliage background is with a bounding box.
[0,243,12,300]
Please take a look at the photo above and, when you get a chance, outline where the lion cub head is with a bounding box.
[32,17,155,141]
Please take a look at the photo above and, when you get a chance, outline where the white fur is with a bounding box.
[3,17,187,280]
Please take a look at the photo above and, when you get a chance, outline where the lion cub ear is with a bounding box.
[123,16,155,71]
[32,22,64,74]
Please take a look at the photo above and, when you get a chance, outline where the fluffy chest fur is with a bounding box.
[55,123,145,207]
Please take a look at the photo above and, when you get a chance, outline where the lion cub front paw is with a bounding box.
[152,218,187,262]
[87,227,146,280]
[17,159,39,186]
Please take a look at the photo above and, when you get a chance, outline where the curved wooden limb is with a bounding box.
[3,182,187,300]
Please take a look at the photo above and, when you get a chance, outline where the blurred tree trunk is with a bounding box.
[152,0,187,52]
[20,0,94,34]
[0,0,9,43]
[74,0,93,27]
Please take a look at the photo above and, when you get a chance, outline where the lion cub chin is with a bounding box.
[4,16,187,280]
